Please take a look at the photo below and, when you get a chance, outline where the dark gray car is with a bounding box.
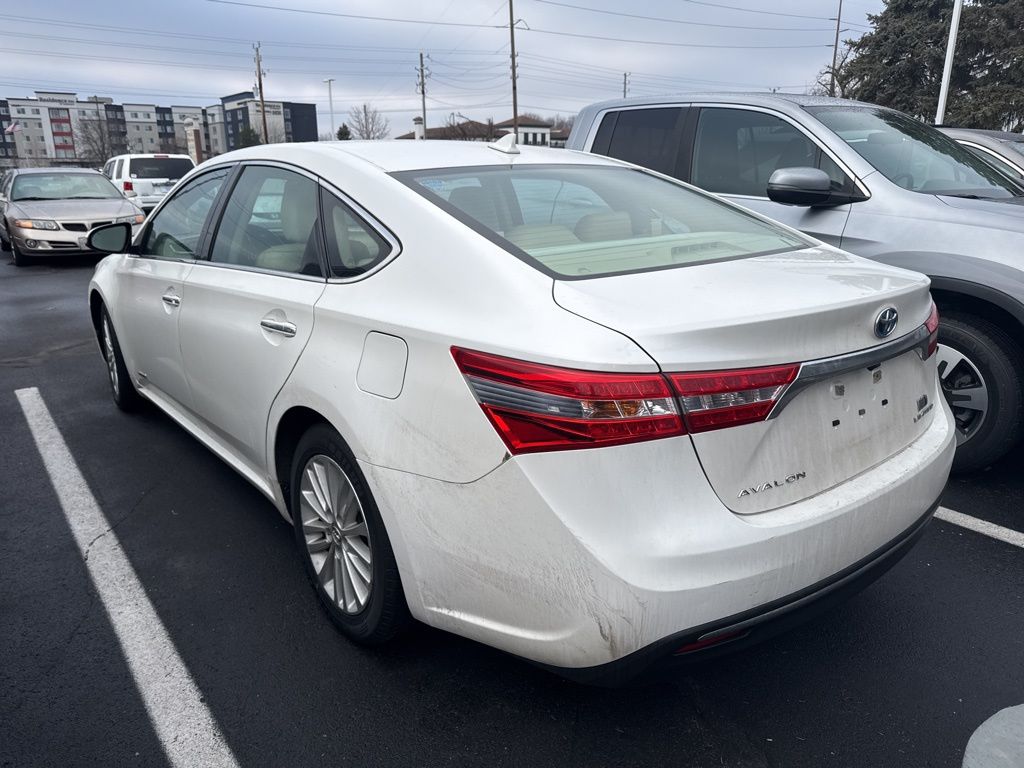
[568,93,1024,471]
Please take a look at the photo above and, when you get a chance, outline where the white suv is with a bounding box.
[103,154,195,211]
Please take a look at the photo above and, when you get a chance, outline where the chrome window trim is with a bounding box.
[769,322,932,418]
[186,258,326,283]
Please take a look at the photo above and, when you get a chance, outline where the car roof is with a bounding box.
[205,140,623,173]
[577,92,882,113]
[110,153,193,159]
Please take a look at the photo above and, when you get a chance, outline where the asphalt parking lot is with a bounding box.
[2,256,1023,768]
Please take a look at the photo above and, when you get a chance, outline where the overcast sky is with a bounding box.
[3,0,886,136]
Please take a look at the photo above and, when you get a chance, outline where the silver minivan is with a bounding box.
[568,93,1024,471]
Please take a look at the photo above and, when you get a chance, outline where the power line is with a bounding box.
[531,0,835,31]
[522,26,831,49]
[205,0,508,29]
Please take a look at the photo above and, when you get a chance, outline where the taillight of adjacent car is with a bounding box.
[925,301,940,359]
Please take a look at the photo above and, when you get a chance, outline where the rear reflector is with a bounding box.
[452,347,684,454]
[668,365,799,433]
[673,629,749,656]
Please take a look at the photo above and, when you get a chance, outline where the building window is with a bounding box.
[145,125,152,131]
[31,108,39,115]
[130,112,138,118]
[16,108,24,114]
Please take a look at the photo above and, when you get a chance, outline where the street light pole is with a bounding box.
[323,78,335,138]
[935,0,964,125]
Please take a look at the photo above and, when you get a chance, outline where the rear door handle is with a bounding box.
[161,293,181,307]
[260,319,297,337]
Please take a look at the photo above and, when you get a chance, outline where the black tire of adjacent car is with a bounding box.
[10,239,30,267]
[100,306,144,412]
[1,234,10,252]
[291,424,409,645]
[939,311,1024,472]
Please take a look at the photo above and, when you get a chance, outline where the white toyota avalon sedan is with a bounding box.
[86,138,954,684]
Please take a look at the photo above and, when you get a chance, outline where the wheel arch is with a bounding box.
[930,277,1024,352]
[88,288,106,348]
[271,405,345,517]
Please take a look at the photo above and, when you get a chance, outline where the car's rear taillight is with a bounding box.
[123,180,134,192]
[452,347,684,454]
[925,301,939,358]
[668,364,799,433]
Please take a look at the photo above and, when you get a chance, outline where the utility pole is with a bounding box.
[622,72,630,98]
[418,52,428,138]
[508,0,519,142]
[254,42,269,143]
[935,0,964,125]
[323,78,335,137]
[830,0,843,97]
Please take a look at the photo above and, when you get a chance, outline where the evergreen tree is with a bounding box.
[844,0,1024,130]
[336,123,352,140]
[236,126,263,147]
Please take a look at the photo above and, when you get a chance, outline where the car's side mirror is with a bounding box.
[87,222,132,254]
[766,167,835,206]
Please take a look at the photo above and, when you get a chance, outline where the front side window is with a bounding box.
[398,164,809,279]
[11,173,121,201]
[808,106,1020,198]
[140,168,229,259]
[691,108,852,197]
[209,165,322,276]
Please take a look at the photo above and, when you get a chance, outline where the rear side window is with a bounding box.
[596,108,684,176]
[140,168,229,259]
[115,159,124,178]
[321,191,391,277]
[129,157,194,180]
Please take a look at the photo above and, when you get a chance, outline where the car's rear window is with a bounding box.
[395,164,809,279]
[129,157,194,180]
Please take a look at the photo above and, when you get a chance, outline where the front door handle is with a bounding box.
[260,318,297,337]
[161,293,181,307]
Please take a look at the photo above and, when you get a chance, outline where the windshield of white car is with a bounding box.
[396,165,810,280]
[808,106,1021,198]
[11,173,122,201]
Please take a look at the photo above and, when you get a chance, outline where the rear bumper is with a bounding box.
[545,497,939,686]
[363,395,955,675]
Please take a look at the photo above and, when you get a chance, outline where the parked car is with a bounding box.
[103,153,195,211]
[0,167,144,267]
[568,94,1024,471]
[86,140,953,683]
[937,127,1024,183]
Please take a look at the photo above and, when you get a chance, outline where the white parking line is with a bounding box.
[15,387,240,768]
[936,506,1024,549]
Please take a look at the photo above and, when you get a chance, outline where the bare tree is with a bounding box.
[75,113,113,165]
[348,103,390,140]
[809,42,858,99]
[550,114,574,133]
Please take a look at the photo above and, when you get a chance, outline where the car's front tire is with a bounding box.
[938,312,1024,471]
[10,239,30,267]
[99,306,144,412]
[291,424,409,645]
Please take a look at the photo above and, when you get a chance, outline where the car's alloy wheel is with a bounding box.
[299,455,373,614]
[937,312,1024,471]
[291,425,408,644]
[99,306,143,412]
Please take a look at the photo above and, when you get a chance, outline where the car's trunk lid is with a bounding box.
[553,246,937,514]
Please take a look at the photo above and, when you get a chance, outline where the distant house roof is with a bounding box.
[494,117,553,128]
[397,119,496,140]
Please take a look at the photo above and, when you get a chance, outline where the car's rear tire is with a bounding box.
[938,312,1024,471]
[0,233,10,252]
[291,424,409,645]
[10,240,30,267]
[100,306,144,412]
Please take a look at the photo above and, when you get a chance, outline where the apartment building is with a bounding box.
[0,90,317,168]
